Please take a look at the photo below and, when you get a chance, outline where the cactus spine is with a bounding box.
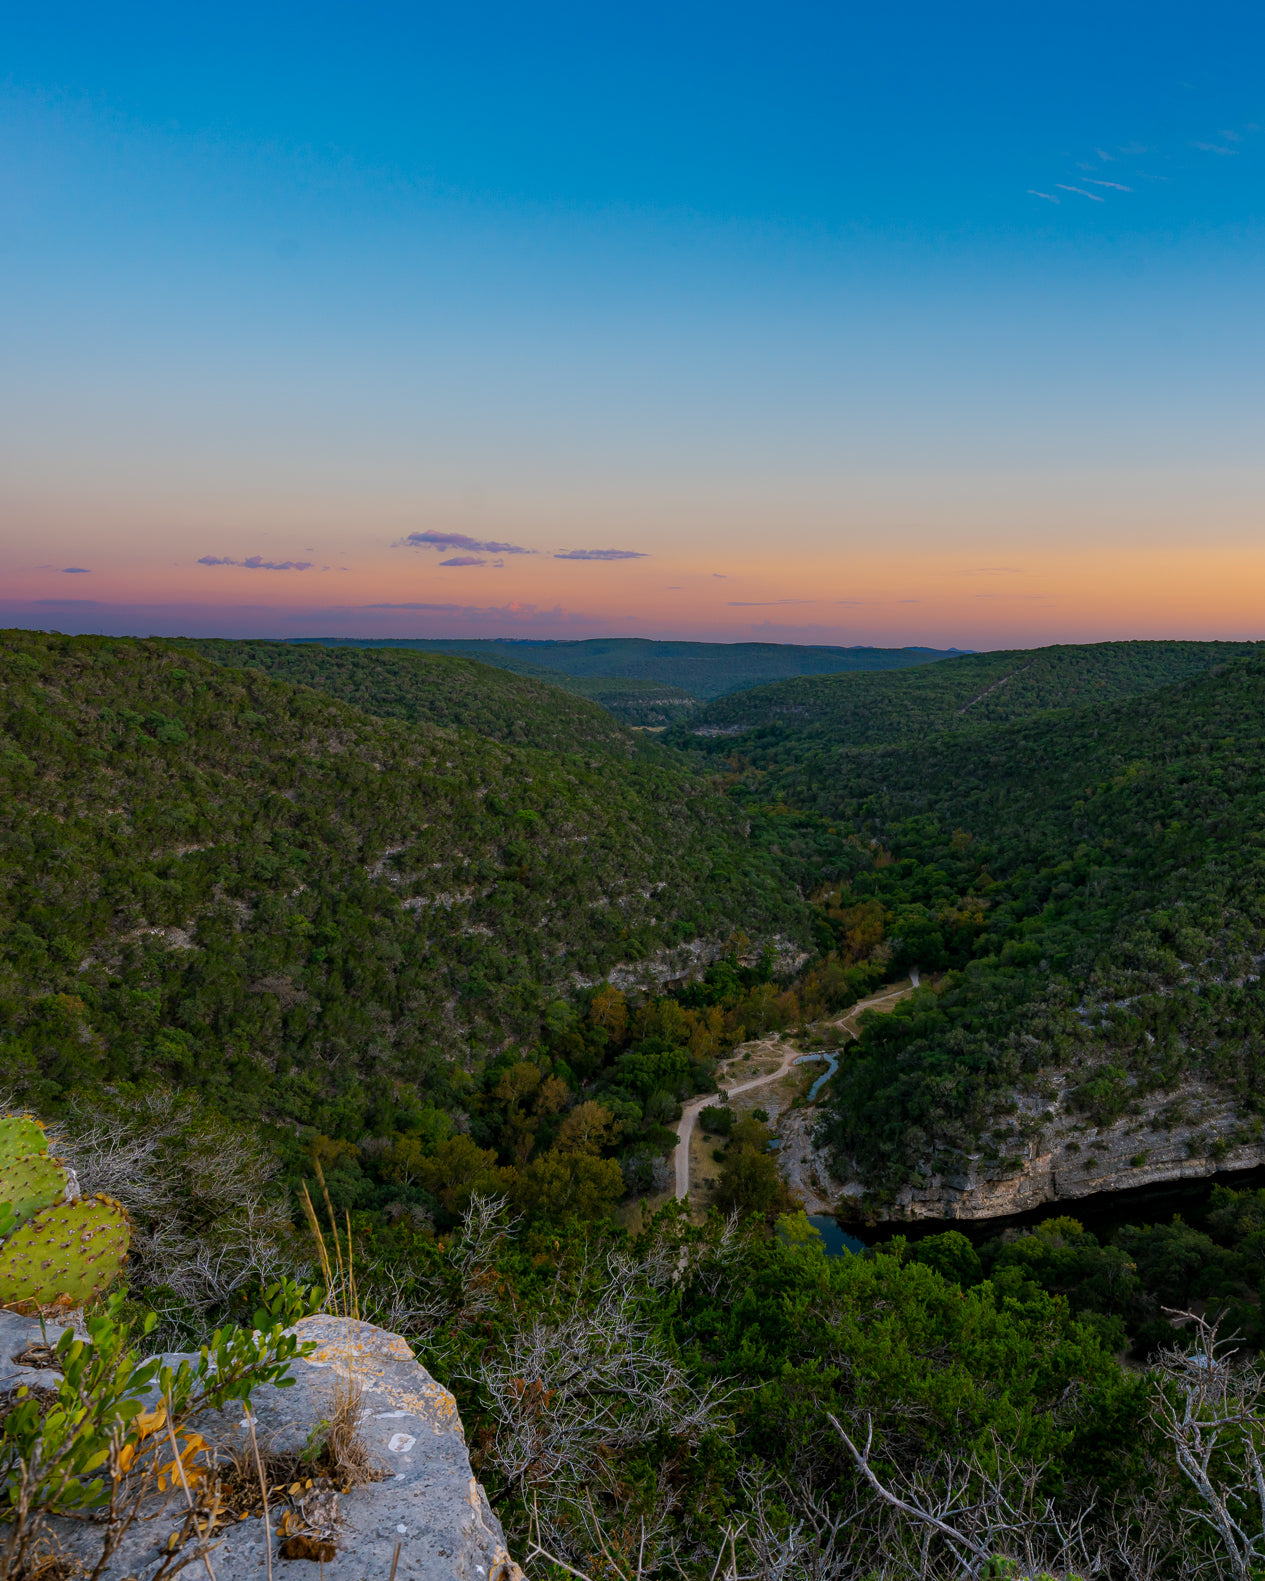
[0,1113,130,1312]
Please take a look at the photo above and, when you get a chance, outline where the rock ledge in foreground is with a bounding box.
[1,1310,522,1581]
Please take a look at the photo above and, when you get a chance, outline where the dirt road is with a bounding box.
[673,982,915,1201]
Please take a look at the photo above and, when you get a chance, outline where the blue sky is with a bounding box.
[2,1,1263,645]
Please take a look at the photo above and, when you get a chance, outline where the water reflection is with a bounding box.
[807,1214,866,1256]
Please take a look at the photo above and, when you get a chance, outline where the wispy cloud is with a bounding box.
[727,599,814,606]
[32,597,101,606]
[355,600,579,625]
[1028,190,1060,203]
[712,572,727,579]
[440,555,486,567]
[198,555,316,570]
[1095,147,1116,162]
[1056,184,1105,201]
[1194,141,1238,155]
[1085,179,1131,190]
[554,548,648,560]
[399,530,536,554]
[62,567,90,574]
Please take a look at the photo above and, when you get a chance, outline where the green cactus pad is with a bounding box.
[0,1197,130,1310]
[0,1116,49,1173]
[0,1152,67,1231]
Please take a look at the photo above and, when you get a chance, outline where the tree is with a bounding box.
[713,1118,796,1220]
[555,1101,619,1156]
[417,1136,508,1217]
[588,985,629,1042]
[512,1150,624,1220]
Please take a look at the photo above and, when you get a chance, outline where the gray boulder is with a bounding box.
[1,1310,523,1581]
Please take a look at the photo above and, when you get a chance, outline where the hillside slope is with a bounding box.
[787,653,1265,1211]
[680,640,1259,757]
[179,639,638,753]
[0,630,809,1136]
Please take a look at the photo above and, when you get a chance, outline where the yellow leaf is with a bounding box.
[135,1405,167,1440]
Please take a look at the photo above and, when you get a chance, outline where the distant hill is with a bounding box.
[177,639,640,754]
[0,630,810,1131]
[281,636,957,704]
[679,641,1260,763]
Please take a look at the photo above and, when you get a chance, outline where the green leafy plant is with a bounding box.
[0,1293,312,1581]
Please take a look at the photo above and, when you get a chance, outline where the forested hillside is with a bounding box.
[541,673,699,726]
[0,630,811,1158]
[178,638,639,753]
[680,639,1259,756]
[765,652,1265,1196]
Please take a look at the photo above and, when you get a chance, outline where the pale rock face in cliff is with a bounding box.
[835,1074,1263,1222]
[0,1311,521,1581]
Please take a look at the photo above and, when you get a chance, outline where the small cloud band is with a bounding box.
[399,530,535,555]
[554,548,648,560]
[198,556,315,570]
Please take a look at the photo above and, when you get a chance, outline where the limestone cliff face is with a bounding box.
[771,1068,1264,1224]
[837,1074,1264,1222]
[0,1311,522,1581]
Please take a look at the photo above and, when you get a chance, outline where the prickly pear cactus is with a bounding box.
[0,1197,130,1310]
[0,1151,67,1229]
[0,1114,48,1172]
[0,1112,131,1311]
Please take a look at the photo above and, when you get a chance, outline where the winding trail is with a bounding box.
[673,982,916,1201]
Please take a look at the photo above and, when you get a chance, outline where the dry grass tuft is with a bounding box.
[323,1373,381,1492]
[12,1539,86,1581]
[278,1535,336,1563]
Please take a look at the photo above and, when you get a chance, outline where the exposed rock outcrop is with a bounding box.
[0,1311,522,1581]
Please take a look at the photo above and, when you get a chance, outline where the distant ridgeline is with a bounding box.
[275,635,959,724]
[0,630,813,1144]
